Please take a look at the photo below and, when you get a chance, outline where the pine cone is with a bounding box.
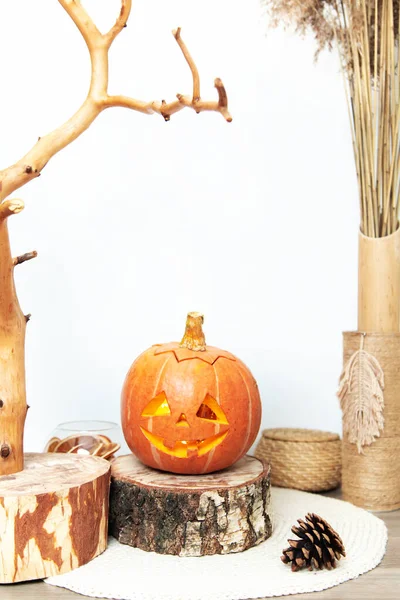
[281,513,346,572]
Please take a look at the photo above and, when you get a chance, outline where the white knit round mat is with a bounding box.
[45,487,387,600]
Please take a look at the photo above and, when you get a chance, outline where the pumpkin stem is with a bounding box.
[180,312,206,352]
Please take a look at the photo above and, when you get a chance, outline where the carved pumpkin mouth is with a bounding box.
[140,427,228,458]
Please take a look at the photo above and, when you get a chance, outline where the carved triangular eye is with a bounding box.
[196,394,229,425]
[141,391,171,417]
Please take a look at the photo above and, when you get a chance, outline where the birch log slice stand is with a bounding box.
[110,454,272,557]
[0,453,110,584]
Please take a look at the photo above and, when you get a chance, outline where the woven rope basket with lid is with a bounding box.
[255,428,341,492]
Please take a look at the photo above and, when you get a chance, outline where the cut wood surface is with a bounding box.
[109,454,271,556]
[0,453,110,584]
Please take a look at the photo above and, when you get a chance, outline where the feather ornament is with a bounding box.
[337,334,385,453]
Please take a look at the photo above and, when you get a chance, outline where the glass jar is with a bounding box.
[44,420,125,461]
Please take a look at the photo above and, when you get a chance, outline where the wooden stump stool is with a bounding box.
[110,454,271,557]
[0,453,110,583]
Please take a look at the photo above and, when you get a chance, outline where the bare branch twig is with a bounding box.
[173,27,200,101]
[104,0,132,48]
[13,251,38,267]
[104,30,232,122]
[58,0,101,50]
[0,199,24,221]
[0,7,231,203]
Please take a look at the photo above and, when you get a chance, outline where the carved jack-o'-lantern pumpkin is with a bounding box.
[121,312,262,474]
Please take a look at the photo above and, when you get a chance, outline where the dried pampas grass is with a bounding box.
[265,0,400,238]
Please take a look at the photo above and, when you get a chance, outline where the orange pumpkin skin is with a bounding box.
[121,341,262,475]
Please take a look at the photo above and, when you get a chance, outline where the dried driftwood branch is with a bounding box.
[0,0,231,476]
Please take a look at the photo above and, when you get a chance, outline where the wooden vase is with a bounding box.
[342,332,400,511]
[342,229,400,510]
[358,227,400,332]
[340,228,400,511]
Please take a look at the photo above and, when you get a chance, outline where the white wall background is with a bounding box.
[0,0,359,452]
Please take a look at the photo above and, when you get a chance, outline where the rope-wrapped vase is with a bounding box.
[255,428,341,492]
[340,332,400,511]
